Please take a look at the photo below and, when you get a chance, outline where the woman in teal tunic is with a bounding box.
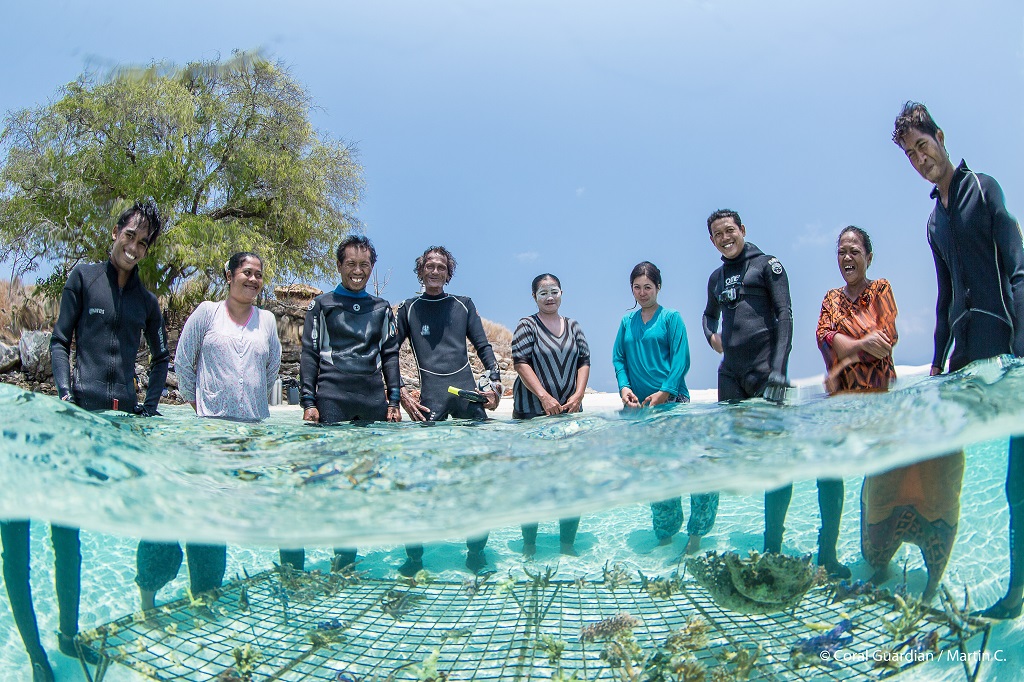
[612,261,718,553]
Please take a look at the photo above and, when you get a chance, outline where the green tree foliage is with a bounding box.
[0,51,363,301]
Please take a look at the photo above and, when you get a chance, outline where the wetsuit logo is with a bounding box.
[724,275,741,287]
[353,303,361,312]
[421,324,430,336]
[88,308,105,315]
[768,258,784,275]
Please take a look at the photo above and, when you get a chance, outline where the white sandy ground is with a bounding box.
[4,364,1024,681]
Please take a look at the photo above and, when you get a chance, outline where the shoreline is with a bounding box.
[270,364,933,418]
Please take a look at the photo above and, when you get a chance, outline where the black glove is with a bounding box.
[133,404,161,417]
[762,372,790,404]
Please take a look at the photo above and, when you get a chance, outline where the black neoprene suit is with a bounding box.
[702,243,843,566]
[930,161,1024,610]
[2,260,169,673]
[300,288,401,423]
[395,292,499,561]
[395,292,498,421]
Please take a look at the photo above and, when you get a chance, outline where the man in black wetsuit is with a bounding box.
[894,102,1024,618]
[395,245,502,576]
[702,209,850,578]
[1,201,168,681]
[284,235,402,571]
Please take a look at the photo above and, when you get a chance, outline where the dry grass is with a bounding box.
[480,317,512,350]
[0,279,56,343]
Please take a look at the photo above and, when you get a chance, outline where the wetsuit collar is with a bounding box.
[930,159,969,201]
[105,259,140,291]
[420,291,449,301]
[721,242,764,264]
[334,283,370,298]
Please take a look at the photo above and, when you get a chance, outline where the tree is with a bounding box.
[0,51,364,301]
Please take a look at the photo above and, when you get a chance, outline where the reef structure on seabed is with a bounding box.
[685,550,820,615]
[73,561,993,682]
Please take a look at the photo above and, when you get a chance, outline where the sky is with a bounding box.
[2,0,1023,391]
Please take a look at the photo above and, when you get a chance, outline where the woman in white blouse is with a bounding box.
[135,252,281,611]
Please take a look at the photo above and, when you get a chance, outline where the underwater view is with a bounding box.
[2,358,1024,680]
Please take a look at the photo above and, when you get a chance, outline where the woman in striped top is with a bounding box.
[512,274,591,557]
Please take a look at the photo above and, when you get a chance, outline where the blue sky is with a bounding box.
[2,0,1023,391]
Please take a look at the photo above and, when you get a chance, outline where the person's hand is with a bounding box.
[561,392,584,414]
[930,365,944,376]
[540,392,564,416]
[859,330,893,359]
[303,407,320,423]
[762,372,790,404]
[709,333,724,354]
[386,406,402,422]
[642,390,673,407]
[620,387,640,408]
[401,387,430,421]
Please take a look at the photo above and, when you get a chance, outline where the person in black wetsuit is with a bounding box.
[702,209,850,578]
[1,201,168,681]
[282,235,402,572]
[894,102,1024,616]
[395,246,502,576]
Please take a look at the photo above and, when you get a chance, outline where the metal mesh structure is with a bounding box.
[75,565,991,682]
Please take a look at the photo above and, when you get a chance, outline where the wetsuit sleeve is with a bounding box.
[612,316,631,391]
[573,320,591,368]
[173,303,208,404]
[50,267,84,401]
[702,272,721,344]
[510,318,535,366]
[929,233,954,370]
[299,300,322,410]
[465,297,498,371]
[266,311,282,403]
[394,302,410,388]
[661,311,690,397]
[766,259,794,378]
[983,176,1024,356]
[380,306,401,405]
[142,295,169,413]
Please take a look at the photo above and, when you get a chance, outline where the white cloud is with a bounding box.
[575,187,586,198]
[794,223,831,249]
[515,251,539,262]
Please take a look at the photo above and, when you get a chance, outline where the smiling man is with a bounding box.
[701,209,848,578]
[893,101,1024,618]
[1,200,167,679]
[394,245,503,576]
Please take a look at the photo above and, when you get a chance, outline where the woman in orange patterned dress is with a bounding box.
[817,226,962,601]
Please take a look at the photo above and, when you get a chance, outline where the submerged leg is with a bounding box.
[816,478,850,578]
[763,485,793,554]
[521,524,539,558]
[559,518,580,555]
[184,543,227,596]
[651,498,683,545]
[399,544,425,577]
[332,548,358,571]
[1,521,53,679]
[466,534,489,574]
[278,548,305,572]
[686,493,719,554]
[51,525,81,638]
[983,436,1024,619]
[135,540,184,610]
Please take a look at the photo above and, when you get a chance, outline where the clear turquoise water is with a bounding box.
[1,356,1024,679]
